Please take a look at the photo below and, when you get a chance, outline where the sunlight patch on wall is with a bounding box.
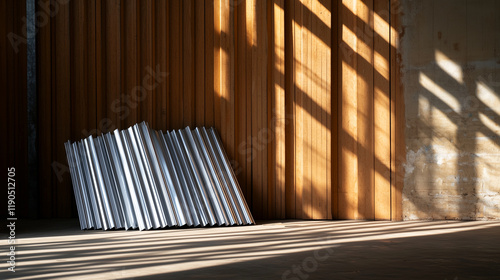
[435,50,463,84]
[479,112,500,134]
[477,80,500,116]
[419,72,461,113]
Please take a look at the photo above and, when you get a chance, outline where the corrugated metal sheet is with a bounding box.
[65,122,254,230]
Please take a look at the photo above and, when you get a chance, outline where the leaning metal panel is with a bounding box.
[65,122,254,230]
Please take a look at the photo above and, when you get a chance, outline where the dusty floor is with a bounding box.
[3,219,500,279]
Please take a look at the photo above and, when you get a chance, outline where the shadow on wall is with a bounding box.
[401,0,500,220]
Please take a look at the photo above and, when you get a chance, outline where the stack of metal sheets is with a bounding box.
[64,122,254,230]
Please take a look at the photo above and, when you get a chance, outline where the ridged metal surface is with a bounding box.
[64,123,255,230]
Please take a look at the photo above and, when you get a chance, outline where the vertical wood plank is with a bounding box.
[374,0,391,220]
[139,0,154,125]
[151,0,156,128]
[294,0,304,219]
[340,0,358,219]
[260,0,269,218]
[250,0,261,218]
[214,0,222,134]
[229,0,236,162]
[183,0,195,127]
[169,0,183,128]
[37,0,52,218]
[205,0,215,127]
[245,0,254,208]
[323,0,333,220]
[267,0,275,219]
[99,0,115,133]
[87,0,97,136]
[51,0,59,216]
[55,0,72,216]
[236,0,248,199]
[96,0,104,134]
[311,0,320,219]
[332,0,340,219]
[72,0,88,141]
[220,0,235,160]
[302,0,312,219]
[391,2,404,221]
[310,0,330,220]
[195,0,206,127]
[104,0,121,131]
[285,0,296,218]
[155,0,169,130]
[273,0,286,218]
[356,0,375,219]
[257,0,265,218]
[20,0,28,217]
[6,0,29,217]
[254,0,262,218]
[0,2,8,210]
[122,0,138,128]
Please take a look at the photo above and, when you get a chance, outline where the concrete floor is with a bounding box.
[3,220,500,279]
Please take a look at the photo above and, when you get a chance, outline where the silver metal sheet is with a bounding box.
[150,127,195,227]
[103,133,136,229]
[208,128,255,225]
[144,127,178,227]
[64,142,85,229]
[65,123,254,230]
[175,130,223,225]
[115,129,147,230]
[161,130,204,227]
[198,128,243,225]
[71,142,93,229]
[165,130,212,226]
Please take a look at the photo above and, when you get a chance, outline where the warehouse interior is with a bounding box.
[1,0,500,279]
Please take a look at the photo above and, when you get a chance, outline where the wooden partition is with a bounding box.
[36,0,404,220]
[1,1,29,218]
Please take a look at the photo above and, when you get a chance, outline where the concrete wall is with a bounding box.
[401,0,500,220]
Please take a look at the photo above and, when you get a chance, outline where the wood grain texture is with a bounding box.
[244,0,254,208]
[34,0,403,220]
[356,0,374,220]
[374,0,391,220]
[195,0,205,127]
[37,0,52,218]
[273,0,286,219]
[123,0,138,128]
[340,0,359,219]
[2,0,28,217]
[391,0,404,221]
[332,0,340,220]
[183,0,195,128]
[54,0,71,217]
[284,0,296,218]
[155,0,168,130]
[169,0,182,128]
[235,0,247,202]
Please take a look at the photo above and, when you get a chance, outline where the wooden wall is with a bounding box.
[336,0,394,220]
[37,0,223,217]
[1,1,29,218]
[36,0,404,220]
